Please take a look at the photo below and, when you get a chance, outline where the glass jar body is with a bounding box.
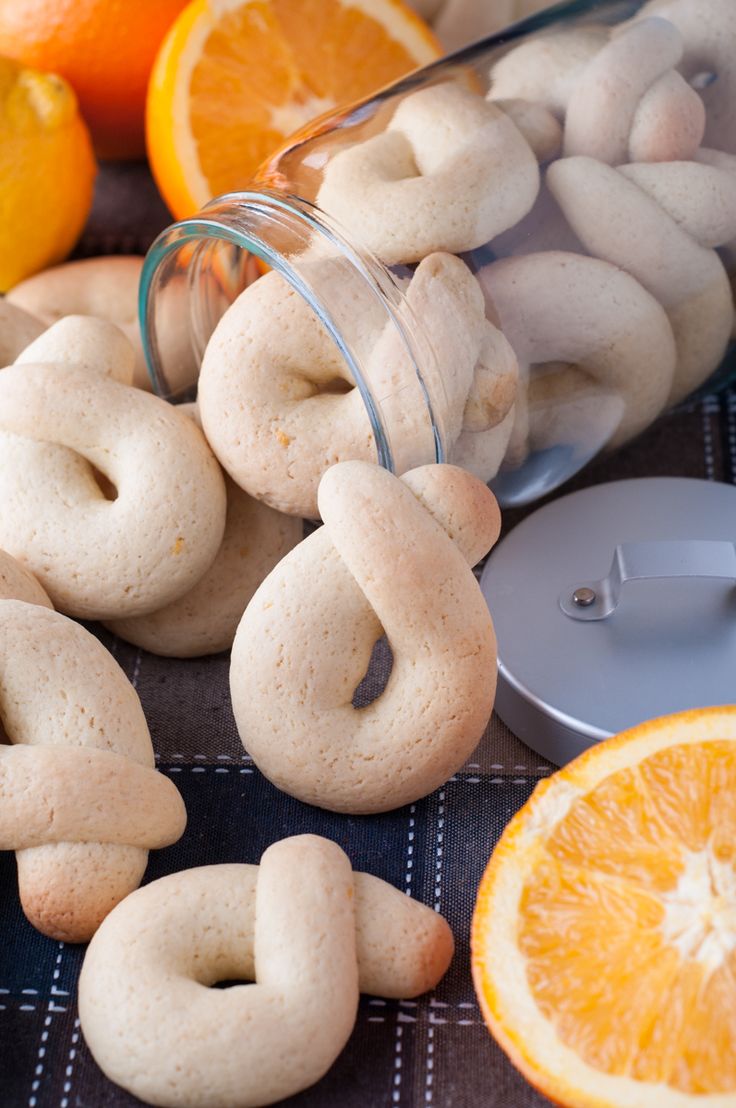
[142,0,736,512]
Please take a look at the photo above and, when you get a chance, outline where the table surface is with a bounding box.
[0,164,729,1108]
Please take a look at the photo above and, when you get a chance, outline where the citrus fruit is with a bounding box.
[472,706,736,1106]
[146,0,442,220]
[0,56,95,292]
[0,0,189,159]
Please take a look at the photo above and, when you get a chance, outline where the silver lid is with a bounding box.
[480,477,736,766]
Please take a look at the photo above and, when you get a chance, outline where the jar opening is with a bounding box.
[139,191,457,479]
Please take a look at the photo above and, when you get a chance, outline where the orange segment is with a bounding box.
[472,707,736,1107]
[146,0,441,220]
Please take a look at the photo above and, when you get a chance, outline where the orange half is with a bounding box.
[472,707,736,1107]
[146,0,441,219]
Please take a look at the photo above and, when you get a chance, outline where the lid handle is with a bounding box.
[559,540,736,621]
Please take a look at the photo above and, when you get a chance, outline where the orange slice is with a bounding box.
[146,0,441,220]
[472,707,736,1107]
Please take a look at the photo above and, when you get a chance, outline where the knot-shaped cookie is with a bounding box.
[0,316,227,619]
[546,155,734,403]
[629,0,736,154]
[199,252,514,518]
[0,598,186,941]
[230,461,500,813]
[79,835,454,1108]
[316,82,539,265]
[477,250,677,460]
[490,18,705,166]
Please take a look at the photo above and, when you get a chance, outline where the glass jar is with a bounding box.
[141,0,736,516]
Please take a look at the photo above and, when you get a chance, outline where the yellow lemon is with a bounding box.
[0,56,95,291]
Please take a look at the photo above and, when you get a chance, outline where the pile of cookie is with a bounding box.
[237,0,735,486]
[0,258,501,1105]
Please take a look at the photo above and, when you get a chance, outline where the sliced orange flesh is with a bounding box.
[472,708,736,1107]
[146,0,441,219]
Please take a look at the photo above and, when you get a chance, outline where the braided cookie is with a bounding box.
[0,601,186,941]
[105,406,302,658]
[230,461,499,814]
[317,83,539,265]
[79,834,453,1108]
[477,251,677,459]
[0,322,226,619]
[199,253,500,518]
[0,548,52,608]
[0,299,44,366]
[6,256,150,388]
[490,19,704,165]
[546,156,733,404]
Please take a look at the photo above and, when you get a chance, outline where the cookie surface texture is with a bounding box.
[0,548,52,608]
[0,601,186,941]
[317,82,539,265]
[78,834,453,1108]
[105,475,302,656]
[0,360,226,619]
[230,461,499,813]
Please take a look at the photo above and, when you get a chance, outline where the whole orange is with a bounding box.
[0,0,189,158]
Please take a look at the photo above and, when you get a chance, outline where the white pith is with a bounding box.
[660,846,736,976]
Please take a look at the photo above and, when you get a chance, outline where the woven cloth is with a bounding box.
[0,164,729,1108]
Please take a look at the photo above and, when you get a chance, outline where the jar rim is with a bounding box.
[139,189,449,475]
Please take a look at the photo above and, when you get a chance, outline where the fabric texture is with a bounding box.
[0,163,731,1107]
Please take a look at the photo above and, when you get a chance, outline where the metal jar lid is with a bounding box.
[480,477,736,766]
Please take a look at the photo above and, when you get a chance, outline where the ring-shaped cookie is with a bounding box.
[105,406,303,657]
[198,253,491,518]
[0,549,52,608]
[0,600,186,940]
[79,835,453,1108]
[0,362,226,619]
[6,256,150,388]
[0,300,44,367]
[230,461,500,813]
[16,314,136,384]
[547,155,733,403]
[476,250,677,452]
[317,83,539,265]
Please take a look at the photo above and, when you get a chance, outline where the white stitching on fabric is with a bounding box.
[130,648,142,690]
[158,766,545,781]
[58,1017,80,1108]
[391,1025,403,1104]
[27,943,64,1107]
[163,767,254,775]
[704,393,720,480]
[390,801,417,1105]
[425,1026,435,1102]
[433,790,445,914]
[425,789,447,1105]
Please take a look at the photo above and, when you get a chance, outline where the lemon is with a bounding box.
[0,56,95,291]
